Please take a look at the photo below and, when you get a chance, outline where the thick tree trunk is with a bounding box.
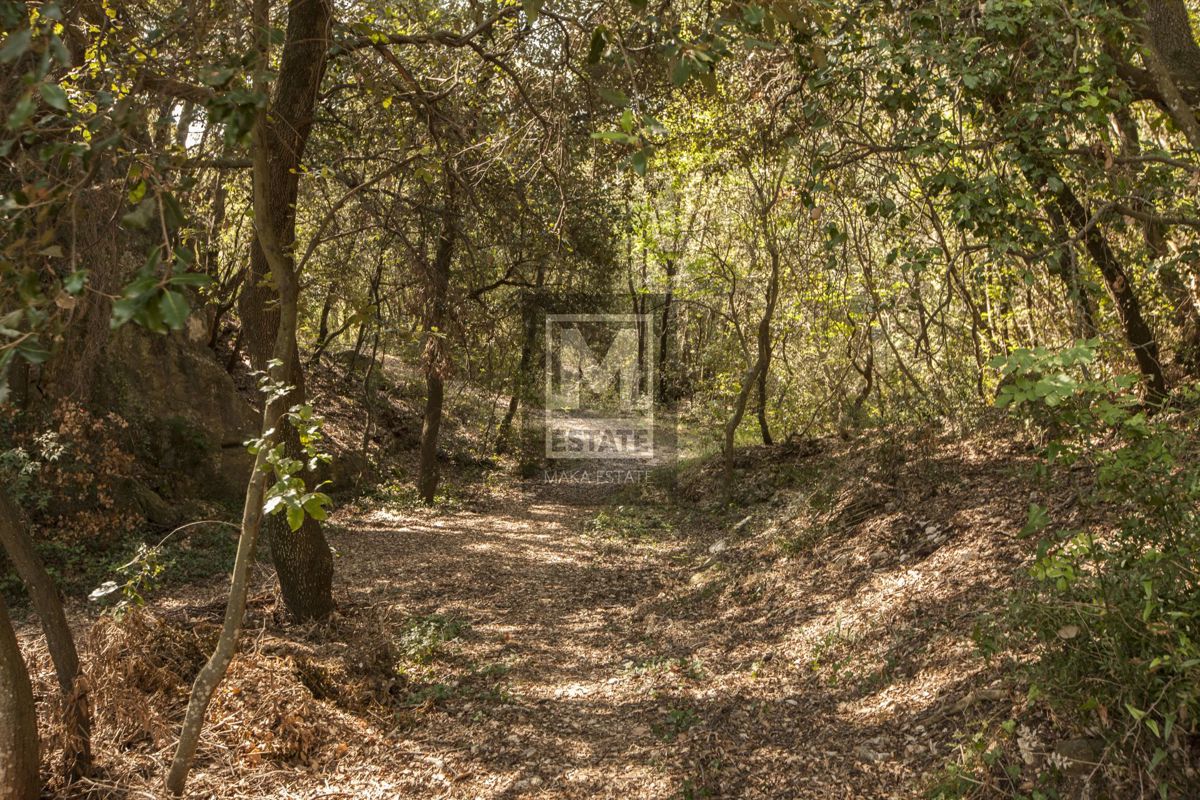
[417,177,458,505]
[0,593,38,800]
[0,490,89,782]
[236,0,335,621]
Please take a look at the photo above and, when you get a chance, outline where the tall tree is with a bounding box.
[236,0,335,620]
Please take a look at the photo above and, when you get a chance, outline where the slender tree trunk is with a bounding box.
[418,175,458,504]
[1046,205,1098,339]
[235,0,334,621]
[166,3,314,789]
[656,259,677,405]
[1049,175,1166,397]
[313,280,337,356]
[723,245,780,481]
[1014,153,1167,397]
[755,348,772,445]
[496,263,545,455]
[0,593,38,800]
[0,489,89,782]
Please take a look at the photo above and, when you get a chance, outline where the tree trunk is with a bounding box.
[1051,179,1166,398]
[1019,158,1167,398]
[235,0,335,621]
[496,263,545,456]
[656,259,677,405]
[0,593,38,800]
[166,3,317,789]
[1046,204,1099,340]
[0,489,89,782]
[723,244,781,482]
[417,175,458,504]
[755,338,773,445]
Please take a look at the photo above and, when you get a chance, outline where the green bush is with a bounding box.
[994,342,1200,793]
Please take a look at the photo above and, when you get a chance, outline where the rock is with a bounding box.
[689,567,721,588]
[709,538,728,555]
[1053,737,1104,776]
[315,448,372,495]
[97,326,259,507]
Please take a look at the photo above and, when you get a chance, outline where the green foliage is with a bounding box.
[394,615,469,670]
[587,504,674,541]
[927,720,1061,800]
[653,705,699,741]
[89,541,167,618]
[994,343,1200,792]
[248,366,334,531]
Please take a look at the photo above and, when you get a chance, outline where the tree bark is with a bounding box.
[496,263,545,456]
[656,258,677,406]
[166,2,315,790]
[723,242,780,481]
[0,592,38,800]
[235,0,334,621]
[1016,155,1167,398]
[417,175,458,504]
[0,489,90,782]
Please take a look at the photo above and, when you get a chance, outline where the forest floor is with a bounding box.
[18,421,1080,799]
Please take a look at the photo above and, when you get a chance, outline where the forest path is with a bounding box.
[316,474,941,800]
[328,485,693,798]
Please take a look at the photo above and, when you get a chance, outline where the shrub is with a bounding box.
[0,400,144,594]
[993,342,1200,793]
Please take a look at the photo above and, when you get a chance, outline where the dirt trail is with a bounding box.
[329,488,691,798]
[21,433,1032,799]
[306,454,1022,800]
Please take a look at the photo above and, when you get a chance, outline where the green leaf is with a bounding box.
[15,337,51,364]
[631,149,648,176]
[286,503,305,532]
[591,130,637,145]
[7,92,34,129]
[64,270,88,294]
[40,82,69,111]
[587,26,608,64]
[1019,503,1050,538]
[597,86,629,108]
[0,29,30,63]
[158,289,190,330]
[168,272,212,288]
[671,58,691,87]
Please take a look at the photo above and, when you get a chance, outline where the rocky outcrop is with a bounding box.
[96,320,258,510]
